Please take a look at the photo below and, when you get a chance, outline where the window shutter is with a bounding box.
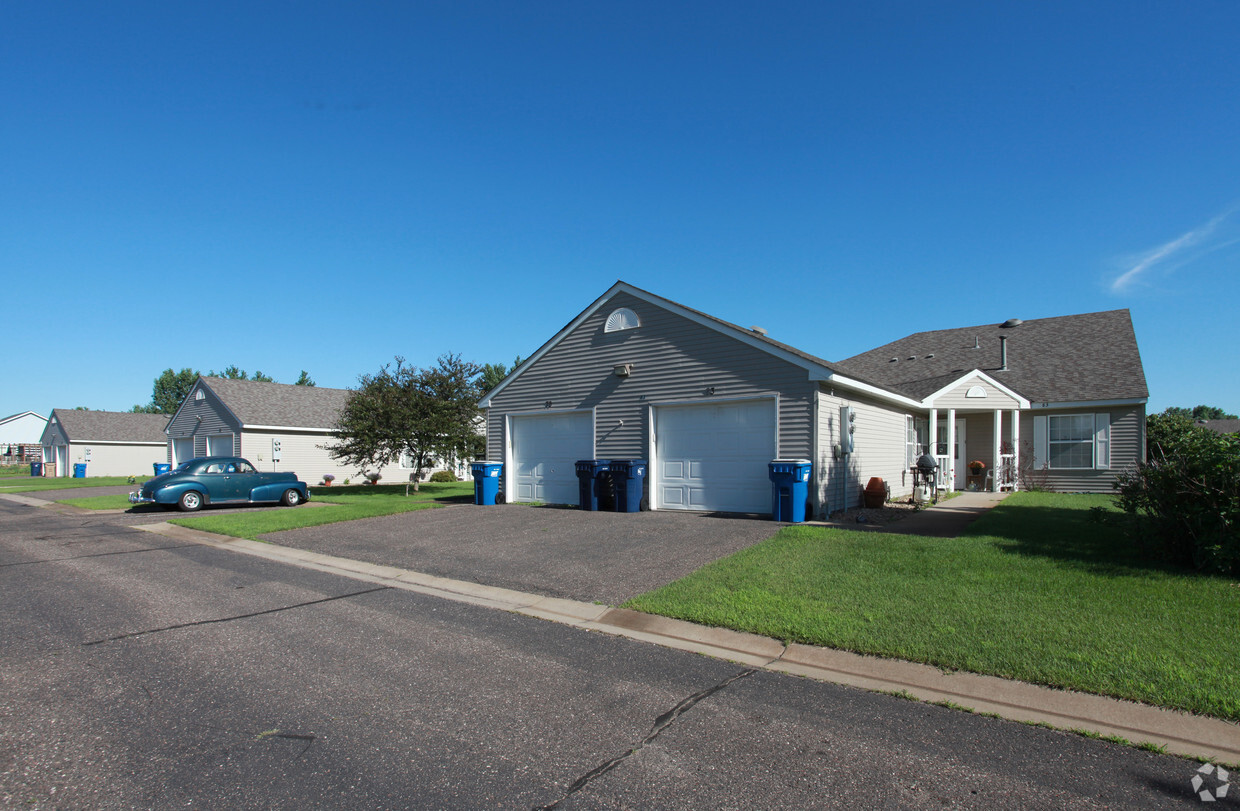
[1033,415,1047,469]
[1094,412,1111,469]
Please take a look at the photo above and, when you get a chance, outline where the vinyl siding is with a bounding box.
[64,443,167,477]
[167,384,241,460]
[485,291,816,502]
[932,377,1021,411]
[815,386,912,515]
[1019,404,1145,492]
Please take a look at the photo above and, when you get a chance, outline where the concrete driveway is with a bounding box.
[265,504,782,605]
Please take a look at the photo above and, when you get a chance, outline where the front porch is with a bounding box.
[920,407,1021,494]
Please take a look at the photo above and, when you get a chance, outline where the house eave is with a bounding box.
[1030,397,1148,410]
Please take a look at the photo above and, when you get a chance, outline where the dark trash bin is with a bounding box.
[72,463,87,478]
[470,461,503,505]
[575,460,612,511]
[153,463,171,477]
[609,459,647,512]
[768,459,812,523]
[30,462,42,477]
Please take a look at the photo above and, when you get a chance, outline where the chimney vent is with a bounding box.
[750,326,768,336]
[999,335,1008,371]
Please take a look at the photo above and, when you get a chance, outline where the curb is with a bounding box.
[133,520,1240,765]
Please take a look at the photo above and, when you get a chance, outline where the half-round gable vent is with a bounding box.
[604,307,641,333]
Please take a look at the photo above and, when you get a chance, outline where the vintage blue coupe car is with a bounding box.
[129,456,311,512]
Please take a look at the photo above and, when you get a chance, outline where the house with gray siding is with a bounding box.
[165,376,465,484]
[479,282,1148,516]
[39,410,170,477]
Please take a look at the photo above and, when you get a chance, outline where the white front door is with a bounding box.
[509,411,593,505]
[654,399,776,513]
[936,419,967,489]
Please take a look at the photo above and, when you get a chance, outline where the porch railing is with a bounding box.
[935,455,950,488]
[997,453,1016,491]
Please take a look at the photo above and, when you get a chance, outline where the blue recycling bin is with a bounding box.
[153,463,171,476]
[768,459,812,523]
[73,463,88,478]
[471,461,503,505]
[575,460,612,511]
[30,462,43,477]
[609,459,647,512]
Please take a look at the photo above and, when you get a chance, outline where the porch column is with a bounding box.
[993,409,1002,492]
[1011,409,1021,492]
[928,408,938,459]
[947,408,957,492]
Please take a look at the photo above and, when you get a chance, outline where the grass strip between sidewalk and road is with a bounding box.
[625,491,1240,722]
[165,481,475,541]
[1,475,151,492]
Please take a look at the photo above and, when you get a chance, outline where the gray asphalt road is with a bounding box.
[0,500,1226,809]
[264,503,782,604]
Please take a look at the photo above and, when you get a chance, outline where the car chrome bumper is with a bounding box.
[128,492,155,504]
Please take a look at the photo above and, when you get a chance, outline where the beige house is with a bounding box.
[39,410,170,477]
[479,282,1148,516]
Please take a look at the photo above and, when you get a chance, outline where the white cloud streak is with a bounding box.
[1111,204,1240,293]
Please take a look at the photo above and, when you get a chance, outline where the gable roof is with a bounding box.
[479,280,921,408]
[833,310,1148,405]
[48,409,170,443]
[0,410,48,427]
[198,377,352,429]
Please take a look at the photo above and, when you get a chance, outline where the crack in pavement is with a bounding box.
[537,668,757,810]
[81,586,392,646]
[0,544,202,568]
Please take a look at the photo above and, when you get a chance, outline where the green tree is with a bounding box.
[478,355,524,394]
[294,370,316,387]
[149,368,200,413]
[1160,405,1238,420]
[208,366,275,383]
[330,354,482,491]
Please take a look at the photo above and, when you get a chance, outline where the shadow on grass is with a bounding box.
[964,496,1209,578]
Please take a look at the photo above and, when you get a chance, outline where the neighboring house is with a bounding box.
[165,376,468,484]
[1,410,50,462]
[479,282,1148,516]
[1197,419,1240,435]
[39,410,170,477]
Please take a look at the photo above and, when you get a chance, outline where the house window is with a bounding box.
[906,415,918,468]
[604,307,640,333]
[1035,413,1111,470]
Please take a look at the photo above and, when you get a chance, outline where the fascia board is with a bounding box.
[240,424,340,433]
[820,374,923,409]
[1030,397,1148,409]
[71,440,167,446]
[921,370,1031,409]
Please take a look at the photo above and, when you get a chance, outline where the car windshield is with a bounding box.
[174,462,195,473]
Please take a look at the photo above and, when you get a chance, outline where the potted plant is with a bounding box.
[322,474,335,486]
[365,471,382,485]
[968,460,986,476]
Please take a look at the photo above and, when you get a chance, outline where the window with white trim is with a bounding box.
[1034,413,1111,470]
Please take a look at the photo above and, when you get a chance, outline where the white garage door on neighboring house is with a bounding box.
[510,411,593,505]
[172,438,195,466]
[206,434,233,457]
[655,399,776,514]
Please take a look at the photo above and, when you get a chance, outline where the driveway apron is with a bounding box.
[262,504,781,605]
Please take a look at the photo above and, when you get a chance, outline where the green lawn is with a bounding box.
[625,492,1240,721]
[0,475,151,492]
[58,493,136,510]
[169,481,475,540]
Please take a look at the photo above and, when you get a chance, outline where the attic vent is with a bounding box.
[1002,318,1023,328]
[750,326,768,336]
[926,353,935,358]
[604,307,640,333]
[195,390,205,400]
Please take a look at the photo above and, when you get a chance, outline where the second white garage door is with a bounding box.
[655,399,776,513]
[510,411,593,505]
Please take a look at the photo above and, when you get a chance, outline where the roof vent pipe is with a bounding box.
[999,335,1008,371]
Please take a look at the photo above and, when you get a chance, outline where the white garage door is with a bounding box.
[655,399,776,513]
[510,411,593,505]
[206,434,233,457]
[172,438,195,466]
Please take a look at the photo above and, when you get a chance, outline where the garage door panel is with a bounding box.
[656,400,775,513]
[511,412,592,505]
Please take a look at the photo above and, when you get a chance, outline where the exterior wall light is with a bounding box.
[614,364,633,378]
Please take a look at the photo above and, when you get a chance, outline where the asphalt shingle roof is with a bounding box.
[200,377,351,429]
[1199,419,1240,435]
[50,410,170,443]
[832,309,1148,404]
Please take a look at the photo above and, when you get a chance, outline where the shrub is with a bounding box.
[1115,414,1240,575]
[428,470,458,483]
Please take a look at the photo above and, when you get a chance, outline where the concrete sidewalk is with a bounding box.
[134,519,1240,765]
[882,490,1012,536]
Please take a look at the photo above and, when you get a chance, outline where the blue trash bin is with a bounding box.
[575,460,612,511]
[30,462,43,477]
[153,463,171,476]
[73,463,88,478]
[768,459,812,522]
[609,459,647,512]
[470,461,502,505]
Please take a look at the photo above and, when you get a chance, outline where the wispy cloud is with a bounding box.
[1111,204,1240,293]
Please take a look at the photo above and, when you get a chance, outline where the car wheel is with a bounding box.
[178,491,204,512]
[281,488,302,507]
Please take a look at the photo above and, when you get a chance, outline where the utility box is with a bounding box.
[608,459,647,513]
[470,461,503,505]
[768,459,812,523]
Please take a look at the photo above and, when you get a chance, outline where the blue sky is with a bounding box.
[3,1,1238,419]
